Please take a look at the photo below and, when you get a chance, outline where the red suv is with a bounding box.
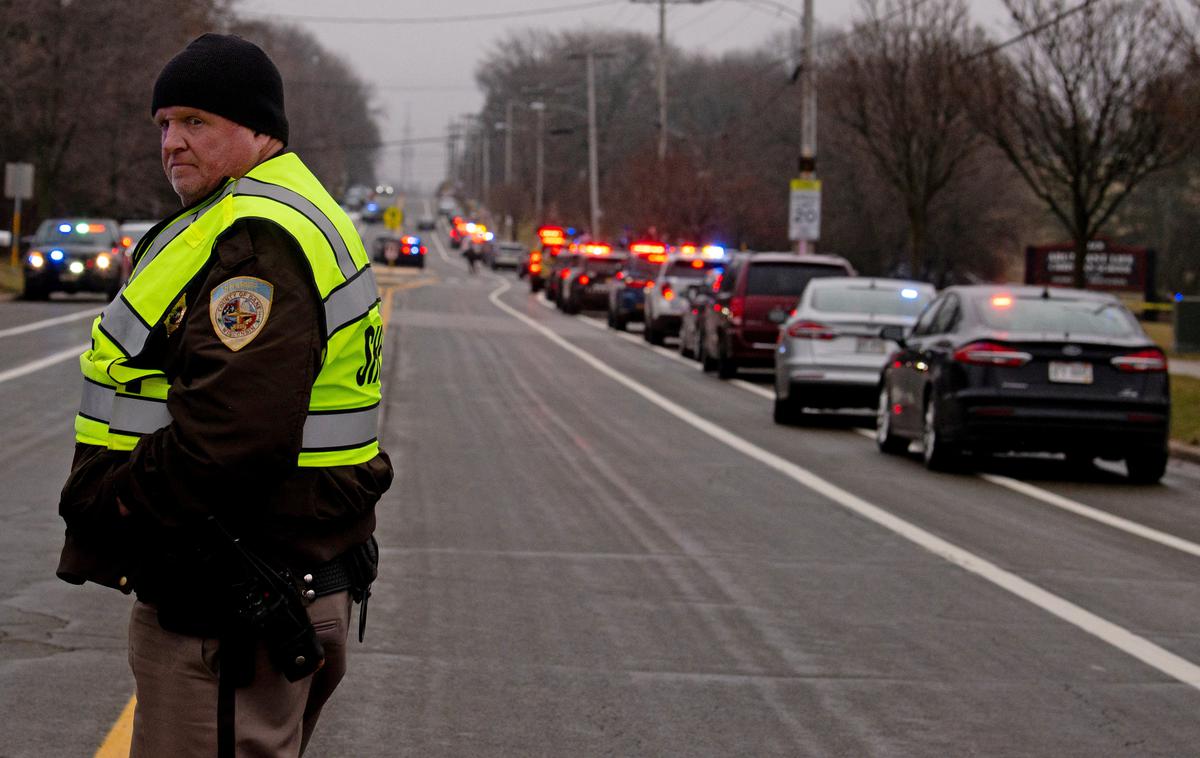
[702,252,856,378]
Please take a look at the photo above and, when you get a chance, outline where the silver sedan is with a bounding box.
[773,277,935,423]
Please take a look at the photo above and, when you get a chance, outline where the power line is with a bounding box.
[241,0,622,25]
[959,0,1100,62]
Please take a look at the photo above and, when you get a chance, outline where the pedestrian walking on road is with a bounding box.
[55,33,392,758]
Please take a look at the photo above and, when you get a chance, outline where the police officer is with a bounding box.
[55,34,392,757]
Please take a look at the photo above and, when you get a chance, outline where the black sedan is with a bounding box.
[23,218,124,300]
[875,285,1170,483]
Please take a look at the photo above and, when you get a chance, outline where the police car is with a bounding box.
[373,235,426,268]
[606,241,666,331]
[642,244,729,345]
[23,218,124,300]
[559,244,626,314]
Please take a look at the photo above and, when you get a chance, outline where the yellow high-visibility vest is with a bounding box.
[75,153,383,467]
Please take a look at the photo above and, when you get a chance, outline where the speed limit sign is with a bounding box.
[788,178,821,242]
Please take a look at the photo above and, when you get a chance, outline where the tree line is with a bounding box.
[0,0,381,232]
[464,0,1199,293]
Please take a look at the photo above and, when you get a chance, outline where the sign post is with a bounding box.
[5,162,34,266]
[382,205,403,232]
[788,178,821,251]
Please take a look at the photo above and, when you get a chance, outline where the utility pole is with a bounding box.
[481,118,491,208]
[633,0,707,161]
[504,99,515,185]
[586,51,601,238]
[530,101,546,223]
[657,0,667,160]
[795,0,818,255]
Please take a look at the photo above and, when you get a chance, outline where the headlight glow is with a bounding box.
[69,260,85,274]
[28,252,45,268]
[96,254,111,269]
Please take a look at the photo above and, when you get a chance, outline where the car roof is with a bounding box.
[742,251,854,267]
[807,276,933,290]
[942,284,1121,303]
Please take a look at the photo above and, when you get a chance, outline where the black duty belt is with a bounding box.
[296,557,354,601]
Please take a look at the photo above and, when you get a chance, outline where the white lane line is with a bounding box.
[0,344,88,385]
[0,307,103,339]
[980,473,1200,559]
[849,428,1200,560]
[485,275,1200,690]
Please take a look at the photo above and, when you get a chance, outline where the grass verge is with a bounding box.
[0,263,22,296]
[1173,375,1200,446]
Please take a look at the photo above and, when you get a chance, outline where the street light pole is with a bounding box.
[797,0,817,255]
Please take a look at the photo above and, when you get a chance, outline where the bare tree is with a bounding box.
[828,0,984,279]
[970,0,1194,288]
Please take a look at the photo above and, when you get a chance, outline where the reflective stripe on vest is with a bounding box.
[99,394,379,452]
[74,154,383,467]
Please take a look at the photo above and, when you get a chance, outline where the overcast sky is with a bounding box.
[235,0,1012,191]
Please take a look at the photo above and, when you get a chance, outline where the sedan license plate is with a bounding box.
[1049,361,1093,384]
[856,337,885,354]
[591,282,611,293]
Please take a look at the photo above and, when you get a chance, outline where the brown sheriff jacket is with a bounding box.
[57,201,392,594]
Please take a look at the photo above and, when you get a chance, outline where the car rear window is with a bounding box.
[744,263,847,296]
[498,243,525,253]
[975,296,1142,336]
[624,258,660,279]
[665,260,721,278]
[584,258,623,275]
[811,286,932,317]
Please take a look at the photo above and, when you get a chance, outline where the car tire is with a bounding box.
[921,398,960,472]
[612,312,627,331]
[716,344,737,379]
[679,334,694,359]
[22,280,49,301]
[875,386,908,455]
[1126,449,1167,484]
[773,387,801,425]
[700,339,718,372]
[531,278,543,293]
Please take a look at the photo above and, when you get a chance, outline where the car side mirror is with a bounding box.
[880,324,908,346]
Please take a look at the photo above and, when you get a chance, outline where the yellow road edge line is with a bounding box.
[94,695,135,758]
[380,285,395,328]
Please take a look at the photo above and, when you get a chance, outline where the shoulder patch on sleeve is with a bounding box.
[209,276,274,351]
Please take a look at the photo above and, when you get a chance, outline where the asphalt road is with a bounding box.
[2,210,1200,757]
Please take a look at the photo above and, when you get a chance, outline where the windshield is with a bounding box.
[811,286,932,317]
[745,263,847,296]
[623,258,660,279]
[34,219,118,246]
[975,296,1142,336]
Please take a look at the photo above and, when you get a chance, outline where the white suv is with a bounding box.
[642,245,729,345]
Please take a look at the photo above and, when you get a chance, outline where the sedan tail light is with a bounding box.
[953,341,1032,367]
[1111,348,1167,373]
[578,274,591,286]
[729,296,744,325]
[785,320,837,339]
[661,282,675,300]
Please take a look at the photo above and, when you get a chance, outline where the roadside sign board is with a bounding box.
[383,206,403,231]
[788,178,821,241]
[5,162,34,200]
[1024,239,1155,300]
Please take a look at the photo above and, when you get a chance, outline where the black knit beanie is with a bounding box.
[152,33,289,145]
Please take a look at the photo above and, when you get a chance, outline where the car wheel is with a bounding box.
[875,386,908,455]
[716,343,737,379]
[531,278,543,293]
[1126,449,1167,484]
[921,398,960,472]
[773,386,801,425]
[22,280,49,301]
[613,312,627,331]
[679,333,694,359]
[700,339,717,372]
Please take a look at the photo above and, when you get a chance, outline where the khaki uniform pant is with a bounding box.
[128,591,351,758]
